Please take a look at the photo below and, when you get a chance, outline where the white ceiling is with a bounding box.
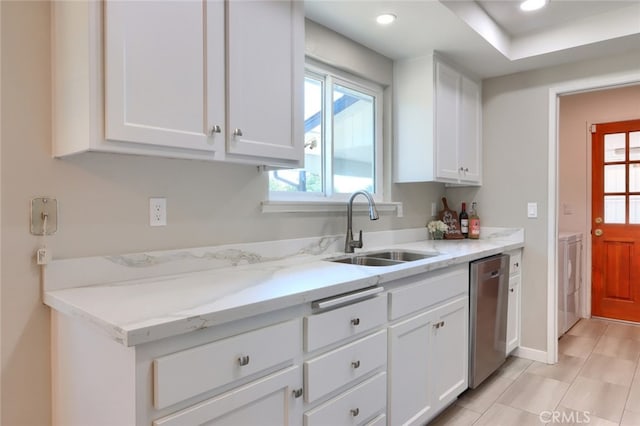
[304,0,640,78]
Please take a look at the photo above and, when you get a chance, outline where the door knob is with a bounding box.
[594,229,603,237]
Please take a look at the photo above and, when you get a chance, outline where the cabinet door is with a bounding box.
[153,366,302,426]
[226,0,304,165]
[507,275,521,354]
[434,61,461,181]
[431,297,469,410]
[458,76,481,184]
[104,1,224,152]
[388,309,437,426]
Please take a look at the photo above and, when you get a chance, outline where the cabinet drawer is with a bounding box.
[305,295,386,352]
[388,265,468,320]
[153,319,300,409]
[153,365,301,426]
[304,372,387,426]
[509,251,522,276]
[304,330,386,403]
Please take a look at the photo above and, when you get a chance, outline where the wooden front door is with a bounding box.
[591,119,640,322]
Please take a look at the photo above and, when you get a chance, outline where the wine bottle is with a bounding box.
[469,202,480,239]
[459,202,469,238]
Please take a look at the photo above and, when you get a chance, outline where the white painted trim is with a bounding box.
[513,346,549,364]
[261,200,403,217]
[548,70,640,366]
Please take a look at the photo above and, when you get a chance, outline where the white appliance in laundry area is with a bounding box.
[558,232,583,336]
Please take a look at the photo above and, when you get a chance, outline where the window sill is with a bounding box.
[261,200,404,217]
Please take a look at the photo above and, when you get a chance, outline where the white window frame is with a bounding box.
[268,59,384,203]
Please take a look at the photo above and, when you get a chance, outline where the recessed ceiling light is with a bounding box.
[376,13,396,25]
[520,0,547,12]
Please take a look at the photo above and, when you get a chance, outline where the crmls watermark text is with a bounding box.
[539,410,591,423]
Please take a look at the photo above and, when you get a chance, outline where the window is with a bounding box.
[269,62,383,200]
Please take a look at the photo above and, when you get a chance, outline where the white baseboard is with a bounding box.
[513,346,549,363]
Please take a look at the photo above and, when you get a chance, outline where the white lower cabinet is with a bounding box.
[51,265,473,426]
[506,249,522,354]
[386,264,469,426]
[154,365,303,426]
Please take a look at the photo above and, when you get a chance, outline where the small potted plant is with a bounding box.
[427,220,449,240]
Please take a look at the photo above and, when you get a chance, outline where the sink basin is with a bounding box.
[364,250,439,262]
[329,256,403,266]
[326,249,439,267]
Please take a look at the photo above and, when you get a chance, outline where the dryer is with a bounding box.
[558,232,583,336]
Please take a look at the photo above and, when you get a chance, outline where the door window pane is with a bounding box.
[604,195,626,223]
[604,164,626,193]
[631,164,640,192]
[604,133,626,162]
[631,195,640,224]
[332,84,375,193]
[631,131,640,161]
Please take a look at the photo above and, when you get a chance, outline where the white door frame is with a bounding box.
[548,72,640,364]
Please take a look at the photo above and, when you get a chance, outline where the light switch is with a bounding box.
[527,202,538,218]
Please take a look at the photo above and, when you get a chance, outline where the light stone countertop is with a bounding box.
[43,227,524,346]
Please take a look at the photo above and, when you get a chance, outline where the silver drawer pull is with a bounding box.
[233,128,243,137]
[434,321,445,329]
[210,125,221,135]
[510,288,515,293]
[351,408,360,417]
[292,388,303,398]
[351,360,361,369]
[237,355,250,366]
[351,318,360,326]
[441,321,445,327]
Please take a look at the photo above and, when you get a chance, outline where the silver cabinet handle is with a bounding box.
[233,128,243,137]
[210,125,221,135]
[510,288,515,293]
[237,355,250,366]
[292,388,303,398]
[350,408,360,417]
[464,167,469,172]
[459,167,464,172]
[434,321,445,329]
[351,318,360,326]
[351,360,361,369]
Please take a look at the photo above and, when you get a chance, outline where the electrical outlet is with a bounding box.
[149,198,167,226]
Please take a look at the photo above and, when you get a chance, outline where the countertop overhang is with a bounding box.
[43,227,524,346]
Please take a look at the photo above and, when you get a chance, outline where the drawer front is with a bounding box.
[388,265,468,320]
[154,319,300,409]
[305,295,386,352]
[304,372,386,426]
[509,250,522,276]
[153,365,302,426]
[304,329,386,403]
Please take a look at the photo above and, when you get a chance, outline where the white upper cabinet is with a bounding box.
[225,0,304,166]
[52,0,303,167]
[394,53,482,185]
[104,0,224,153]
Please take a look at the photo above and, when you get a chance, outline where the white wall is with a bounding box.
[0,5,443,425]
[448,51,640,353]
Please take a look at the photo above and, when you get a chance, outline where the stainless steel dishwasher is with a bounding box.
[469,254,509,388]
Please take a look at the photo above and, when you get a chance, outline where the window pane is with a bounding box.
[631,195,640,224]
[604,195,625,223]
[268,77,323,193]
[604,164,626,193]
[631,131,640,161]
[332,84,375,193]
[631,164,640,192]
[604,133,626,162]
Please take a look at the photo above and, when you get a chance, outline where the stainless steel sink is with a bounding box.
[326,249,439,267]
[364,250,439,262]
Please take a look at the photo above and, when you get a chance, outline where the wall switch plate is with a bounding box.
[527,202,538,218]
[150,198,167,226]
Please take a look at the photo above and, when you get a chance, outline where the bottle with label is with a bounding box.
[469,202,480,239]
[459,202,469,238]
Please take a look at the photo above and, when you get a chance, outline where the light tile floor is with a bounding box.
[430,318,640,426]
